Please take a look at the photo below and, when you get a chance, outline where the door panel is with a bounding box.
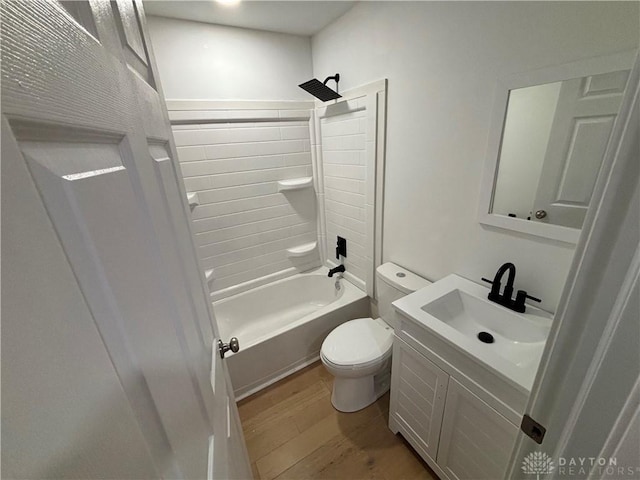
[1,119,166,480]
[148,142,219,426]
[534,70,629,228]
[1,1,250,478]
[59,0,99,38]
[16,123,211,477]
[148,142,216,347]
[114,0,148,63]
[111,0,155,85]
[554,116,614,204]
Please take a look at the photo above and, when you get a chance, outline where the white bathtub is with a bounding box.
[214,267,369,400]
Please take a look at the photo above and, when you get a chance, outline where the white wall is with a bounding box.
[147,16,312,101]
[312,1,639,312]
[492,82,561,219]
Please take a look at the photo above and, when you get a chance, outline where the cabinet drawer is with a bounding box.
[390,338,449,461]
[437,378,519,480]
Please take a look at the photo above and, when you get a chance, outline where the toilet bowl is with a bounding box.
[321,263,430,412]
[321,317,393,412]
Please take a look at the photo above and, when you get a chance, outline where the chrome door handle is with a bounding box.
[534,210,547,219]
[218,337,240,358]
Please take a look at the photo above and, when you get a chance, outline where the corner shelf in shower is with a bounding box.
[287,241,318,258]
[186,192,200,210]
[205,268,215,284]
[277,177,313,192]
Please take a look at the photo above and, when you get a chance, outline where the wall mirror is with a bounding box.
[479,50,637,243]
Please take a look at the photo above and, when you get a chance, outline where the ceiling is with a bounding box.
[142,1,356,36]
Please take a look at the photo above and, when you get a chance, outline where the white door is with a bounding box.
[1,1,250,479]
[533,69,630,228]
[506,59,639,479]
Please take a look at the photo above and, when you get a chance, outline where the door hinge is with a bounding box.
[521,414,546,444]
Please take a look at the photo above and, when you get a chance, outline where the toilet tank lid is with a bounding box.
[376,262,431,294]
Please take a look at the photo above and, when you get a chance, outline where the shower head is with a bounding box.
[299,74,342,102]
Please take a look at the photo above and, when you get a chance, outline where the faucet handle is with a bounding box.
[481,277,503,298]
[516,290,541,303]
[514,290,542,313]
[482,277,501,290]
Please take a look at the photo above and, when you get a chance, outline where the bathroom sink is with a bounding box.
[393,274,552,392]
[422,288,548,342]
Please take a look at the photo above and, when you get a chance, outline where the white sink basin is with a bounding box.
[393,274,552,392]
[421,289,549,343]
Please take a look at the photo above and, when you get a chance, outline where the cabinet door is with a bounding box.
[389,339,449,461]
[437,378,519,480]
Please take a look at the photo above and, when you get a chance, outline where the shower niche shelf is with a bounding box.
[277,177,313,192]
[287,241,318,258]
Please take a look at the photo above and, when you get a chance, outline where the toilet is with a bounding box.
[321,262,431,412]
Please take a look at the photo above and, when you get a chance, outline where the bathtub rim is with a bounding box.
[214,266,367,353]
[210,261,320,303]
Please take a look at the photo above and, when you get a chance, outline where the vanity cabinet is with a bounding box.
[389,337,519,480]
[389,340,449,460]
[437,378,519,480]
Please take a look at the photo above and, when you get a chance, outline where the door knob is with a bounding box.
[534,210,547,219]
[218,337,240,358]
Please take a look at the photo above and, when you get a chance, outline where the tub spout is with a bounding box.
[328,265,345,277]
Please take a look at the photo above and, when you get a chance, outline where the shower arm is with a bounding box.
[323,74,340,94]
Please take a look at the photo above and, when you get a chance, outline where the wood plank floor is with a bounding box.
[238,361,437,480]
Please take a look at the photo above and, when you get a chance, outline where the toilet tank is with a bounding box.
[375,263,431,329]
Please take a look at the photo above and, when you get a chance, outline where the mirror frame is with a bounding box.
[478,50,637,244]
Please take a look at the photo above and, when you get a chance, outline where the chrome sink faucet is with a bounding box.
[482,262,541,313]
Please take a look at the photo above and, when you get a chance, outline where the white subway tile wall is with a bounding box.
[321,110,369,284]
[173,120,319,292]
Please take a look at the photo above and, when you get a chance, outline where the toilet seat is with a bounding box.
[320,350,390,373]
[321,317,393,368]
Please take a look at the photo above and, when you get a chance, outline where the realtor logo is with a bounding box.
[522,451,555,480]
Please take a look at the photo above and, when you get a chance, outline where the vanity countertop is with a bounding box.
[393,274,553,394]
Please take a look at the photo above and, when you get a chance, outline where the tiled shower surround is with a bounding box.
[168,89,383,298]
[173,119,318,293]
[320,109,369,284]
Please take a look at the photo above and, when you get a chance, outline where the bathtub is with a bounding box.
[214,267,369,400]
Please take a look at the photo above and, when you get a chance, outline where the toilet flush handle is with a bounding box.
[218,337,240,359]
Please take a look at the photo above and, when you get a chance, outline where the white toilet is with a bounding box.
[321,262,430,412]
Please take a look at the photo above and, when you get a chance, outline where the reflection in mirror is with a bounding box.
[491,69,630,229]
